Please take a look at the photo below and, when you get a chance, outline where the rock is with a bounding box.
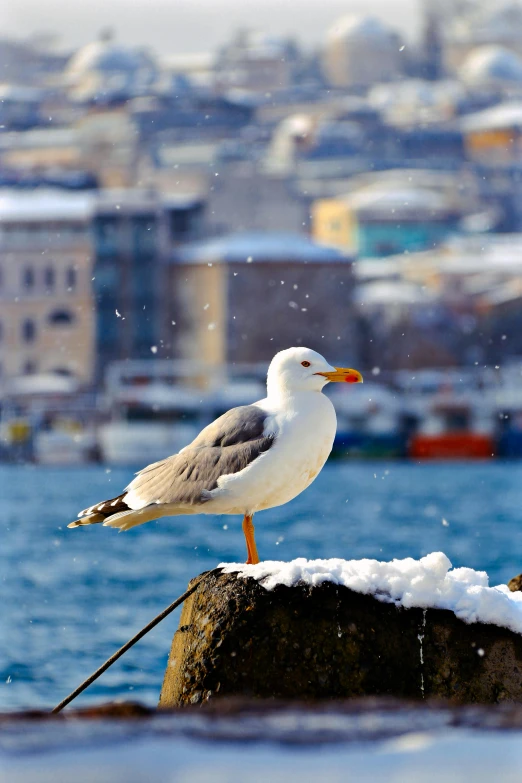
[159,569,522,707]
[508,574,522,592]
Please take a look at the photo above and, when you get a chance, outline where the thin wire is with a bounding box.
[52,571,211,714]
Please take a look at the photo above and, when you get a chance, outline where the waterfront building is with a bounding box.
[166,231,357,368]
[312,183,460,258]
[0,189,94,383]
[92,190,206,378]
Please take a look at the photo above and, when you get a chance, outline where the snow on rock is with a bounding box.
[220,552,522,636]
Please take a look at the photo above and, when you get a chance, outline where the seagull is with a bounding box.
[68,347,362,564]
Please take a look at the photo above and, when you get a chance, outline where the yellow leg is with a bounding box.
[242,514,260,565]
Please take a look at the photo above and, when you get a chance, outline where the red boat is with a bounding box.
[408,400,495,460]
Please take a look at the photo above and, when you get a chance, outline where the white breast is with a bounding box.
[206,391,337,515]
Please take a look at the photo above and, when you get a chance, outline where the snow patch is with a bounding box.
[220,552,522,635]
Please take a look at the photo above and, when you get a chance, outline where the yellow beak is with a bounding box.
[316,367,363,384]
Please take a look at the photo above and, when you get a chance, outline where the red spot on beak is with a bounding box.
[345,373,359,383]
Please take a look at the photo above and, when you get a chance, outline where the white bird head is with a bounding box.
[267,347,363,397]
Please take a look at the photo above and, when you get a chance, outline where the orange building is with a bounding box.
[462,104,522,165]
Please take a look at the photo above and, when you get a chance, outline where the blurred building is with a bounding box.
[215,29,298,93]
[75,108,139,187]
[312,183,460,258]
[461,102,522,164]
[322,15,404,89]
[368,79,465,125]
[166,231,357,367]
[0,85,46,131]
[0,190,94,382]
[0,128,82,173]
[353,232,522,368]
[131,93,253,143]
[0,35,70,87]
[92,190,206,377]
[445,3,522,73]
[420,0,445,81]
[65,30,158,104]
[458,45,522,91]
[0,110,139,189]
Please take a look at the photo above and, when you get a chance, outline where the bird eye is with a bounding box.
[301,361,311,367]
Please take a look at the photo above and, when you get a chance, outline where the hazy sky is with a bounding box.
[3,0,420,56]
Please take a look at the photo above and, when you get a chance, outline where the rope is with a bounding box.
[52,571,212,714]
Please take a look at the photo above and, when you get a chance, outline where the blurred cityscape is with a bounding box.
[2,0,522,463]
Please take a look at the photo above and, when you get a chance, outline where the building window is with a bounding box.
[66,266,77,290]
[22,318,37,343]
[44,266,55,290]
[48,309,75,326]
[169,209,191,238]
[23,267,35,290]
[23,359,37,375]
[95,216,120,256]
[132,217,156,256]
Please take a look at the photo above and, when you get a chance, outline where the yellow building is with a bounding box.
[0,190,95,383]
[461,104,522,165]
[313,184,459,259]
[312,198,355,252]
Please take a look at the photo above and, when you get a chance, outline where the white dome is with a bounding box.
[67,40,155,76]
[327,14,398,44]
[66,37,158,100]
[323,14,402,88]
[460,45,522,86]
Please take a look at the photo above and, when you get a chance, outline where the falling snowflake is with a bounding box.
[151,346,158,354]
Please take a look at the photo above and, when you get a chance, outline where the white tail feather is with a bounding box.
[102,506,162,531]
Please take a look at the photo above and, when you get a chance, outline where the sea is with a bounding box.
[3,461,522,781]
[2,460,522,713]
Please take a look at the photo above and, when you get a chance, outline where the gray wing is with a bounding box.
[123,405,275,509]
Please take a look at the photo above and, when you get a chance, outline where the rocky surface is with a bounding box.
[159,569,522,707]
[7,697,522,739]
[509,574,522,592]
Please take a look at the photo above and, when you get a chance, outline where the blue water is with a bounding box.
[1,461,522,712]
